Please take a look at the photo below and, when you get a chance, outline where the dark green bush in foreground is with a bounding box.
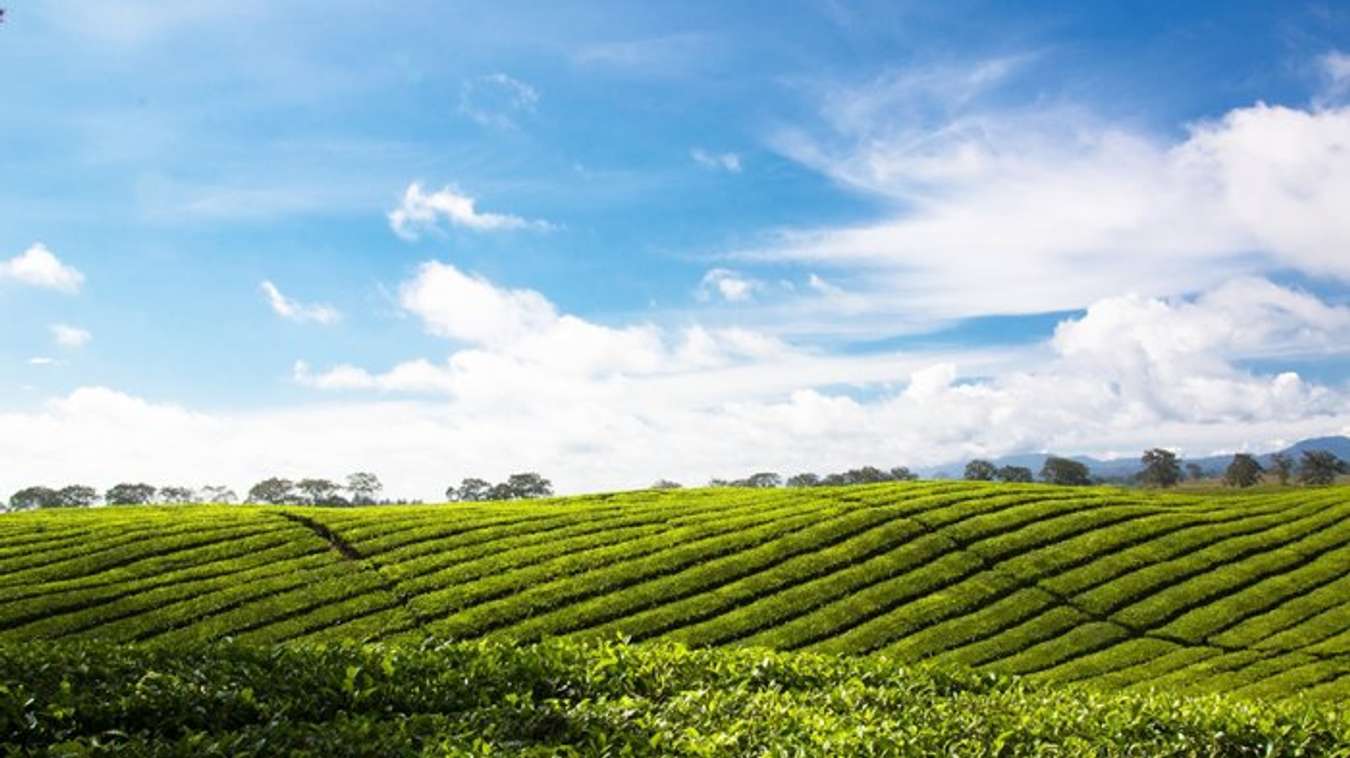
[2,639,1347,756]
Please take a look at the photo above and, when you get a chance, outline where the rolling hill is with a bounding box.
[3,481,1350,704]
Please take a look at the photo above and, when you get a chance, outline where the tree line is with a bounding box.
[3,449,1344,511]
[3,471,556,511]
[1132,448,1346,488]
[957,449,1345,488]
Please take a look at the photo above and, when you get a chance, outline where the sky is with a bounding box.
[2,0,1349,499]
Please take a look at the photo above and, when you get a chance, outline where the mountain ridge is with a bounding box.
[920,435,1350,480]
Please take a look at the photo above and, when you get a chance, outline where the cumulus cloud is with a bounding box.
[388,183,552,240]
[260,280,340,325]
[691,148,742,173]
[0,244,85,293]
[459,73,539,130]
[3,277,1347,498]
[750,62,1350,323]
[50,324,92,348]
[697,268,762,302]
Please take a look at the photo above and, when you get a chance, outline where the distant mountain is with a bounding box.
[922,435,1350,480]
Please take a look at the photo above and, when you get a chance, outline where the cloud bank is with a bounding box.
[7,265,1345,500]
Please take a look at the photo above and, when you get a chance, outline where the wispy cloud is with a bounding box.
[0,244,85,293]
[751,58,1350,323]
[459,73,539,130]
[388,182,553,240]
[697,268,761,302]
[1320,50,1350,102]
[27,357,58,366]
[259,281,341,325]
[51,324,92,348]
[691,148,742,173]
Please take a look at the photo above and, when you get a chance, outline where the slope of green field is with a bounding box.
[3,482,1350,702]
[5,639,1348,756]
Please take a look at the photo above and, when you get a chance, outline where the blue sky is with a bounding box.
[2,1,1349,497]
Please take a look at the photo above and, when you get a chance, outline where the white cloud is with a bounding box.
[293,359,458,394]
[691,148,742,173]
[750,63,1350,322]
[698,268,761,302]
[0,244,85,293]
[398,261,560,345]
[4,276,1347,499]
[459,73,539,130]
[388,182,552,240]
[27,357,57,366]
[806,273,844,297]
[260,281,341,325]
[50,324,92,348]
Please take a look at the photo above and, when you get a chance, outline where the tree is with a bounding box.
[54,485,98,508]
[199,485,237,504]
[1184,463,1205,481]
[158,486,196,504]
[346,472,383,505]
[9,486,58,510]
[1040,456,1091,486]
[1224,454,1264,488]
[996,465,1033,483]
[844,466,890,484]
[1298,450,1347,486]
[1138,449,1182,488]
[296,478,343,506]
[247,478,297,505]
[650,480,683,490]
[450,478,492,502]
[786,473,820,487]
[963,459,997,481]
[889,467,919,482]
[1270,453,1294,486]
[105,483,157,506]
[742,472,782,488]
[505,472,554,499]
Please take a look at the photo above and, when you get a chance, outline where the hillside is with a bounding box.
[3,482,1350,702]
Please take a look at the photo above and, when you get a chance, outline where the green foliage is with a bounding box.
[997,465,1034,483]
[104,483,157,506]
[964,459,997,481]
[346,472,383,505]
[1299,450,1347,486]
[53,485,98,508]
[1225,453,1264,488]
[2,483,1350,715]
[1,639,1346,756]
[1139,448,1183,488]
[7,485,58,510]
[296,478,345,506]
[448,473,554,502]
[1040,456,1091,486]
[247,477,298,505]
[1270,453,1294,485]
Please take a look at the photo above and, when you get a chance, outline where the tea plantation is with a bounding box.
[3,481,1350,754]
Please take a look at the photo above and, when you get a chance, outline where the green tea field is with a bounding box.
[3,481,1350,703]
